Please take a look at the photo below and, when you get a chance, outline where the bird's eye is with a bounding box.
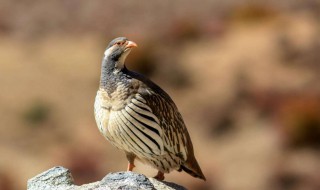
[116,42,123,46]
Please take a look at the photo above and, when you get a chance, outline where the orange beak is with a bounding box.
[126,41,138,48]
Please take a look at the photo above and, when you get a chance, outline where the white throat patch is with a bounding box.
[104,46,115,58]
[104,46,131,71]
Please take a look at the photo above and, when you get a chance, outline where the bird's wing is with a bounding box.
[115,92,165,156]
[96,87,165,157]
[136,83,193,162]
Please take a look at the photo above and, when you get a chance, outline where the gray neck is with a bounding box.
[99,57,120,88]
[99,47,130,89]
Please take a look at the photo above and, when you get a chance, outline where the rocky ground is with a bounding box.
[27,167,186,190]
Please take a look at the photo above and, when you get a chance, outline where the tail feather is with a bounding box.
[180,156,206,181]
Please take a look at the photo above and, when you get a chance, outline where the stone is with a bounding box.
[27,166,75,190]
[27,166,187,190]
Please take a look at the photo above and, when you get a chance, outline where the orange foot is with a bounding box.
[154,171,165,181]
[127,163,135,171]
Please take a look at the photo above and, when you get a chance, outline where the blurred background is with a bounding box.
[1,0,320,190]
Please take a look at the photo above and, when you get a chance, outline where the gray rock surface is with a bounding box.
[27,166,187,190]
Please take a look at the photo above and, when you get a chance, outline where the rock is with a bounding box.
[27,166,75,190]
[149,178,187,190]
[99,171,155,190]
[27,166,187,190]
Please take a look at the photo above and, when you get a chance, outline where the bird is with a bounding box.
[94,37,206,181]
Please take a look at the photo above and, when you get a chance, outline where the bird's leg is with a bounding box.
[154,171,165,181]
[127,162,135,171]
[126,152,136,171]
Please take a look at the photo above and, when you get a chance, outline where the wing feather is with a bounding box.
[136,84,192,162]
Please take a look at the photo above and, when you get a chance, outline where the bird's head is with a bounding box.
[104,37,138,70]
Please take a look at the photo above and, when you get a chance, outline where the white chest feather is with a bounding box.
[94,87,133,139]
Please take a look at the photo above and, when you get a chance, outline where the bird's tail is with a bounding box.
[180,155,206,181]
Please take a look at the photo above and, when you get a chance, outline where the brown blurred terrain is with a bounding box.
[1,1,320,190]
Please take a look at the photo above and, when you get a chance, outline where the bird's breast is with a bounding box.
[94,82,136,135]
